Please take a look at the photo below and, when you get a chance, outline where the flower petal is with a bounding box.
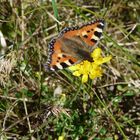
[82,74,88,83]
[73,71,81,76]
[91,48,102,59]
[101,55,112,63]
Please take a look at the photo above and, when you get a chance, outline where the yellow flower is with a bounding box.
[69,48,112,83]
[58,136,64,140]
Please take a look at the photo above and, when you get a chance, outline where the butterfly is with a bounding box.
[45,19,105,71]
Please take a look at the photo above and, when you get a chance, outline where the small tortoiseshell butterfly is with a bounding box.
[45,19,105,71]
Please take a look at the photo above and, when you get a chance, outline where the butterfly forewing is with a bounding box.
[63,20,104,46]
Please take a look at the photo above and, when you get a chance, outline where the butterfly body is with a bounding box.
[45,19,105,71]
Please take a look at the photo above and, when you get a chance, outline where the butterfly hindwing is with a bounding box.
[45,38,78,71]
[45,19,105,71]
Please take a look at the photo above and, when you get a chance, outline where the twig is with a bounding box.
[23,97,33,133]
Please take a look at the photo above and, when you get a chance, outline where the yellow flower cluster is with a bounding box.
[69,48,112,83]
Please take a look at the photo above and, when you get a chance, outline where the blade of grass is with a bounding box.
[51,0,60,31]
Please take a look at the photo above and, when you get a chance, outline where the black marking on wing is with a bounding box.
[69,59,75,64]
[91,38,97,43]
[83,35,88,38]
[60,62,69,68]
[52,65,59,71]
[94,31,102,38]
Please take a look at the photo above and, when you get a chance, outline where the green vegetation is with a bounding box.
[0,0,140,139]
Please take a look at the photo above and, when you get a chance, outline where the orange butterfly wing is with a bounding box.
[45,19,104,71]
[64,20,104,46]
